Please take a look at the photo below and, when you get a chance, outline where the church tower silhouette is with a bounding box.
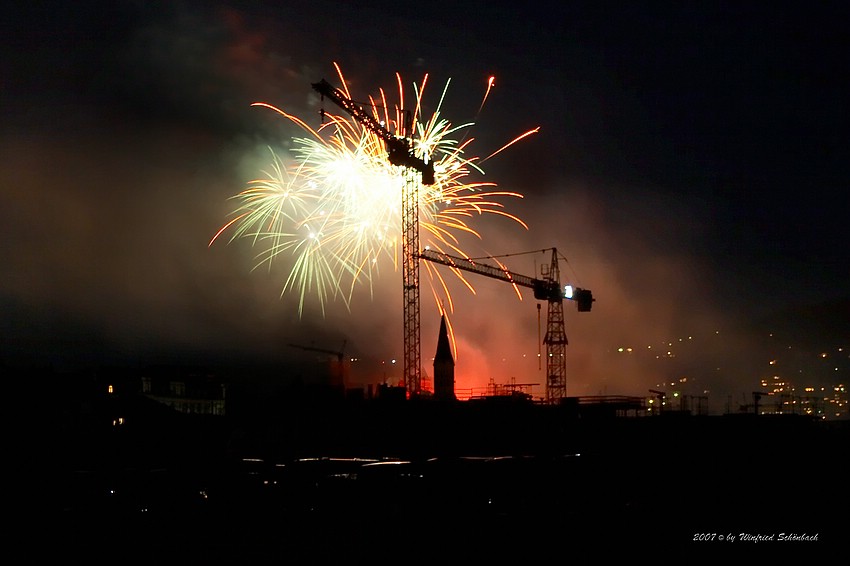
[433,315,456,401]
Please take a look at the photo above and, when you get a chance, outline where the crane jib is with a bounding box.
[312,79,435,185]
[417,249,592,310]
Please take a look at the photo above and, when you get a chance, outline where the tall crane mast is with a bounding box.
[417,248,593,403]
[312,78,434,399]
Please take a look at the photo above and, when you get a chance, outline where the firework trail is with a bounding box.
[212,64,538,319]
[477,76,495,115]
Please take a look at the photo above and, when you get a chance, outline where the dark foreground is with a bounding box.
[28,398,849,560]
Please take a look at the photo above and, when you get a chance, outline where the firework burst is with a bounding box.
[211,63,538,318]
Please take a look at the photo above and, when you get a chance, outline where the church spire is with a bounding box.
[433,315,455,400]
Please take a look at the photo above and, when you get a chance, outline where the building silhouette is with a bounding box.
[433,315,455,401]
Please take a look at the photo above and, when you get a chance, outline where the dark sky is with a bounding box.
[2,1,848,408]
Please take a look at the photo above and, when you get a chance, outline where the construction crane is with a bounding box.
[417,248,593,404]
[289,341,348,389]
[312,78,435,399]
[288,340,347,363]
[312,79,435,184]
[752,391,771,415]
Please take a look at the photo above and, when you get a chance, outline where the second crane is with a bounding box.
[418,247,593,403]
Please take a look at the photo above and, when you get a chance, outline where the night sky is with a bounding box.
[3,1,848,409]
